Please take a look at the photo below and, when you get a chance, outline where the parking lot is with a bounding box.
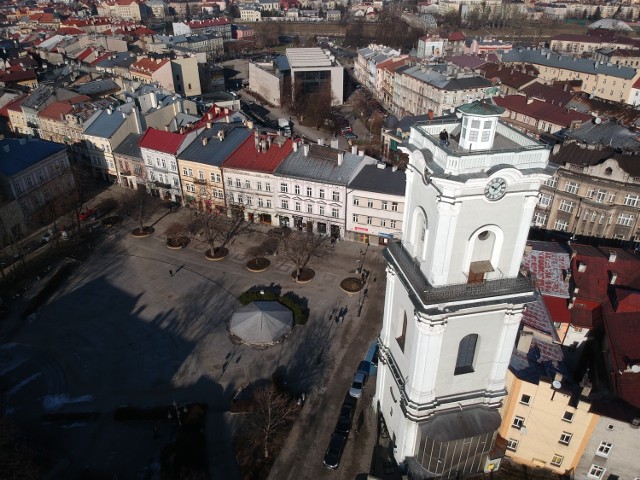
[0,191,389,479]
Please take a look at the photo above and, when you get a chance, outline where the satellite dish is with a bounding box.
[594,117,602,124]
[631,365,640,373]
[552,380,562,389]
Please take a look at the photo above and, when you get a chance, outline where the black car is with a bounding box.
[335,398,356,434]
[162,201,180,212]
[323,432,347,469]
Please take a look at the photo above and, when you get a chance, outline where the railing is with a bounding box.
[193,178,207,185]
[386,241,535,305]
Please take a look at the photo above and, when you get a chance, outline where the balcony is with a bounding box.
[193,178,208,185]
[385,240,535,307]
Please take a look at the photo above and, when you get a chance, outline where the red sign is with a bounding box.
[354,227,369,232]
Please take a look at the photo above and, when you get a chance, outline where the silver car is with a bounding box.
[349,371,367,398]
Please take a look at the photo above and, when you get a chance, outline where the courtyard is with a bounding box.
[0,188,388,479]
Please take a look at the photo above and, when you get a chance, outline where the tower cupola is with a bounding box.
[457,100,505,151]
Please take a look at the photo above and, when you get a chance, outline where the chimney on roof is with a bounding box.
[207,112,213,120]
[609,251,617,263]
[202,136,208,145]
[337,152,344,166]
[206,122,212,129]
[331,137,339,149]
[214,106,220,115]
[351,145,358,155]
[293,140,298,152]
[225,115,230,123]
[317,138,324,146]
[516,330,533,353]
[610,271,618,285]
[527,97,534,104]
[303,143,309,157]
[218,130,225,141]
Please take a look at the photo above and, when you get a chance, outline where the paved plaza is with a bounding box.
[0,191,389,479]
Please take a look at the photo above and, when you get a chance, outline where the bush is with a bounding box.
[239,290,278,305]
[279,294,307,325]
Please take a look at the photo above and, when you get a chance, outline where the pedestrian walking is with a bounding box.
[439,129,450,147]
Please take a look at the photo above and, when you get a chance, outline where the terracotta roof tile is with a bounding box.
[139,127,187,154]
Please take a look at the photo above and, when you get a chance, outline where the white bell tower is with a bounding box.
[375,101,554,479]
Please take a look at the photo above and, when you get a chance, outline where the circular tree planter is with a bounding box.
[131,226,154,238]
[246,257,270,272]
[205,247,229,261]
[340,277,365,295]
[291,267,315,283]
[166,237,190,249]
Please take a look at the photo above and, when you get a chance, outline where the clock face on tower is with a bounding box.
[484,177,507,201]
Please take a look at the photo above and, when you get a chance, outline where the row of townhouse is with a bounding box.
[500,48,640,105]
[355,45,496,117]
[112,119,405,244]
[498,240,640,480]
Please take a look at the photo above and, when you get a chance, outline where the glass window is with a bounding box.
[390,220,397,228]
[559,200,574,213]
[559,432,572,445]
[266,199,272,208]
[353,214,359,222]
[295,185,300,195]
[512,416,524,429]
[266,183,271,192]
[539,193,552,206]
[245,180,250,188]
[564,181,579,195]
[319,189,325,199]
[367,216,372,225]
[306,186,312,196]
[617,213,634,226]
[554,220,569,231]
[624,194,639,206]
[455,334,477,375]
[596,442,612,457]
[333,191,340,201]
[257,181,262,190]
[331,208,339,218]
[382,201,388,210]
[280,183,288,193]
[562,411,574,422]
[367,200,374,208]
[506,439,518,451]
[319,206,325,216]
[307,203,313,214]
[281,199,289,209]
[595,189,607,203]
[550,455,563,467]
[236,179,241,187]
[295,201,301,211]
[545,177,557,188]
[392,202,398,211]
[520,394,531,405]
[588,465,605,479]
[353,197,359,206]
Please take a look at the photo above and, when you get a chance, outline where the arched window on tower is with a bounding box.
[454,334,478,375]
[396,311,407,352]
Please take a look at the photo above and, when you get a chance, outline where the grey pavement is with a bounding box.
[0,186,387,479]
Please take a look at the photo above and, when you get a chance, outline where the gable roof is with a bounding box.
[480,63,537,89]
[140,127,187,154]
[348,163,406,196]
[493,95,592,127]
[221,132,293,172]
[522,240,572,297]
[520,82,574,107]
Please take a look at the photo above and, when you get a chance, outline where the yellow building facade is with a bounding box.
[500,372,599,475]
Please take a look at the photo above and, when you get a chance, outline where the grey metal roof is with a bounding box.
[566,120,640,150]
[94,52,135,68]
[75,79,119,96]
[83,109,128,138]
[0,138,66,176]
[275,55,290,72]
[113,132,142,159]
[274,144,366,185]
[399,65,492,91]
[178,123,252,166]
[501,48,638,80]
[458,100,505,116]
[348,164,406,196]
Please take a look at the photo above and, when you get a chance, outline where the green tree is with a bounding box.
[592,6,602,21]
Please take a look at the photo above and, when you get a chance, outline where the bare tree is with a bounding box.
[165,221,188,247]
[198,209,254,255]
[68,163,95,234]
[282,231,334,280]
[250,384,298,460]
[132,188,152,233]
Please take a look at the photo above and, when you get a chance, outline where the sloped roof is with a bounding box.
[522,240,572,297]
[481,63,537,89]
[131,57,169,73]
[550,143,615,167]
[493,95,591,127]
[565,120,640,150]
[348,164,406,196]
[113,132,142,159]
[520,82,574,107]
[0,138,66,176]
[274,143,367,186]
[230,301,293,345]
[39,100,74,119]
[139,127,186,154]
[221,133,293,172]
[604,312,640,408]
[177,123,251,166]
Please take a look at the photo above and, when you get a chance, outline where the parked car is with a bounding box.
[79,208,96,221]
[343,132,358,140]
[323,432,347,469]
[335,397,356,434]
[349,370,367,398]
[162,201,180,212]
[340,126,353,135]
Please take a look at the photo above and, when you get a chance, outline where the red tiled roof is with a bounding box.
[0,70,36,83]
[39,100,74,119]
[520,82,574,107]
[542,295,571,323]
[522,240,572,296]
[493,95,591,127]
[448,31,466,41]
[57,26,85,35]
[604,312,640,408]
[481,63,537,89]
[448,55,489,70]
[223,135,294,172]
[139,127,186,154]
[0,94,27,118]
[131,57,169,73]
